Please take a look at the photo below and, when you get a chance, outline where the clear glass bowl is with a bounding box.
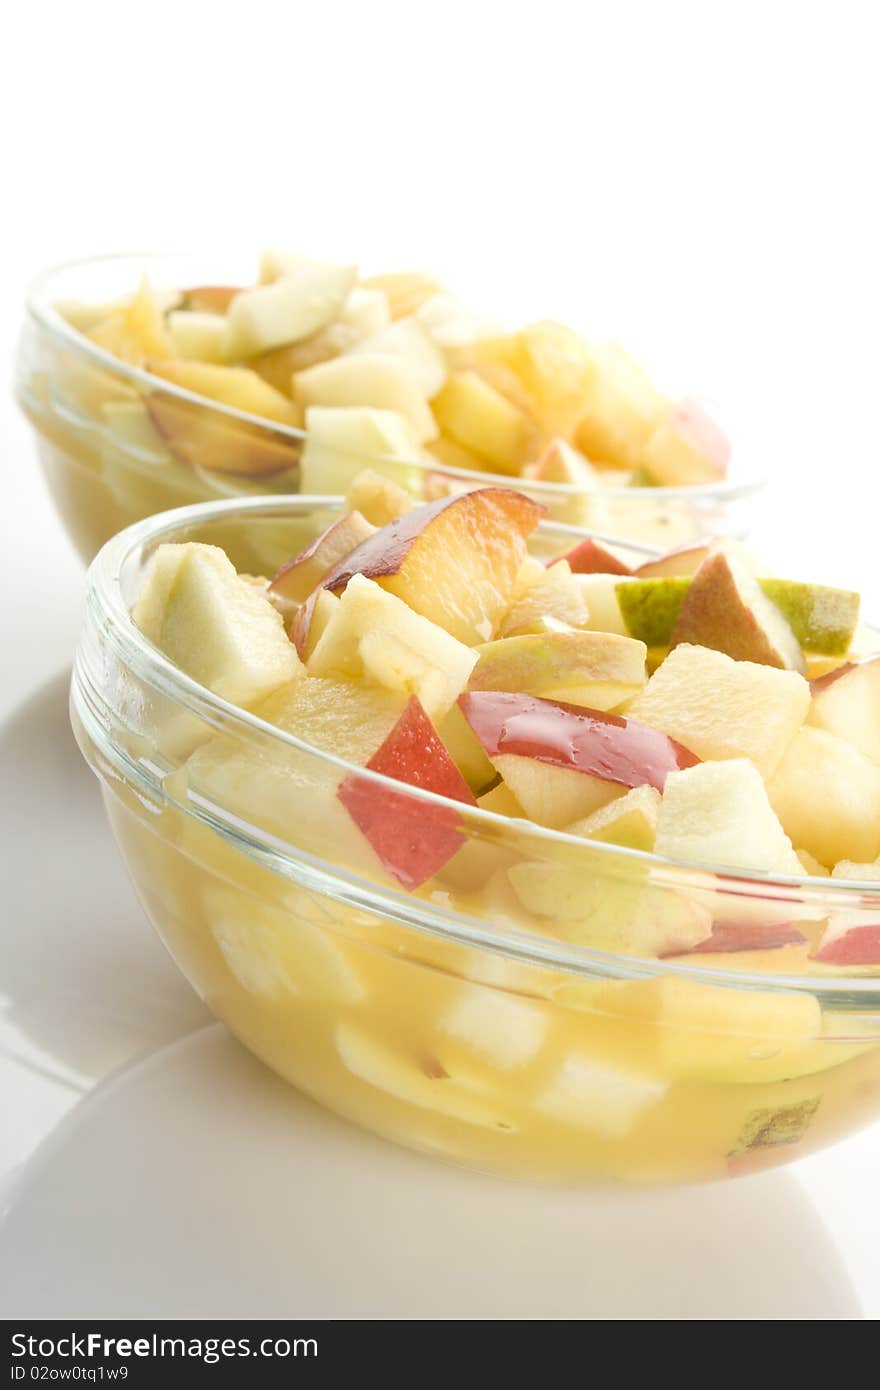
[70,497,880,1185]
[18,252,765,563]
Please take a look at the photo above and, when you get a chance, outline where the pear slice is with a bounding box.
[670,550,805,671]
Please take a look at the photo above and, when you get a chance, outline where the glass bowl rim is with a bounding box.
[72,491,880,1001]
[24,250,765,504]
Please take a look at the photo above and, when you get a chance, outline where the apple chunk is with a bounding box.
[552,537,633,575]
[269,510,376,607]
[498,560,591,636]
[767,726,880,867]
[132,542,300,708]
[431,370,535,474]
[468,630,646,710]
[298,405,421,494]
[225,257,357,356]
[338,696,476,888]
[458,690,699,828]
[640,398,730,486]
[320,488,543,644]
[655,759,803,875]
[294,353,438,442]
[809,655,880,764]
[307,574,477,721]
[627,644,810,778]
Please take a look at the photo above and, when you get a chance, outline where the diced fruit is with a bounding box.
[553,537,632,575]
[294,354,437,442]
[432,371,534,474]
[767,726,880,867]
[338,696,476,888]
[575,342,668,468]
[672,921,807,954]
[498,560,589,636]
[627,644,810,777]
[205,885,364,1003]
[576,574,631,636]
[595,975,822,1084]
[182,676,409,875]
[298,405,420,494]
[426,435,488,473]
[512,321,597,439]
[508,853,711,954]
[320,488,543,645]
[345,468,414,527]
[166,310,229,363]
[655,759,803,875]
[146,360,301,476]
[568,783,662,851]
[337,287,390,337]
[436,704,497,793]
[225,258,357,356]
[440,986,549,1069]
[269,511,376,607]
[88,276,174,364]
[670,550,804,671]
[812,859,880,964]
[101,400,174,462]
[617,573,859,657]
[759,579,860,656]
[348,318,447,397]
[528,438,599,486]
[308,574,476,721]
[180,285,242,314]
[809,656,880,764]
[459,690,699,829]
[359,271,445,320]
[536,1054,667,1138]
[415,293,501,348]
[615,575,691,648]
[632,542,712,578]
[640,398,730,486]
[132,542,300,708]
[290,587,339,660]
[468,630,646,710]
[335,1021,516,1130]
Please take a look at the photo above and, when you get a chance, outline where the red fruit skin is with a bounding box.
[458,690,699,793]
[814,924,880,965]
[550,538,632,576]
[338,696,477,891]
[320,488,544,593]
[665,922,806,957]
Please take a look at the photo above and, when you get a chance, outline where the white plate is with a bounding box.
[0,1023,862,1320]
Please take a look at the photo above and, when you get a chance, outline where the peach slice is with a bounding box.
[319,488,544,645]
[338,696,476,888]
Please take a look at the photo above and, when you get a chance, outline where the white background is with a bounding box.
[1,0,879,1318]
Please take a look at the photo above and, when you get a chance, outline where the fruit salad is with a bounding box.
[18,251,758,562]
[72,484,880,1183]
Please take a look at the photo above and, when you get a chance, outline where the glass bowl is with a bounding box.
[18,252,764,563]
[70,496,880,1185]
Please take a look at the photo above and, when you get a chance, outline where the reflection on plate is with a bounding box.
[0,1024,861,1319]
[0,670,209,1088]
